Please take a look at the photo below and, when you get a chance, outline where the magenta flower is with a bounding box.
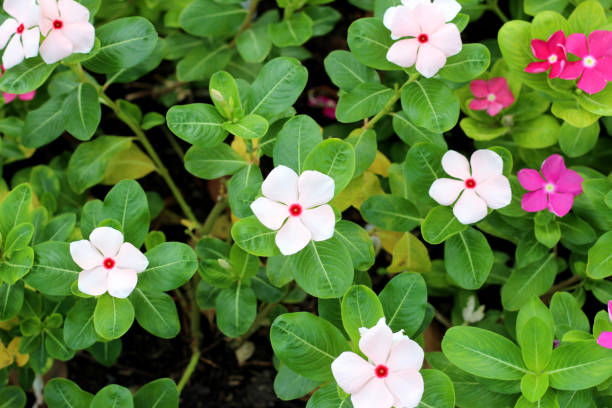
[308,95,337,120]
[1,65,35,103]
[525,30,566,78]
[468,78,515,116]
[559,30,612,95]
[517,154,583,217]
[597,301,612,349]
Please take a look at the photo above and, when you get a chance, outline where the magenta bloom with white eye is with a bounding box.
[517,154,583,217]
[250,165,336,256]
[0,0,40,69]
[597,301,612,349]
[39,0,95,64]
[429,150,511,224]
[469,77,515,116]
[525,30,567,79]
[383,0,462,78]
[331,318,425,408]
[70,227,149,299]
[559,30,612,95]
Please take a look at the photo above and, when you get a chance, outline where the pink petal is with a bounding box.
[487,77,507,94]
[486,102,503,116]
[250,197,289,231]
[525,61,550,74]
[262,165,299,205]
[385,370,424,408]
[351,378,395,408]
[555,169,583,195]
[474,174,512,210]
[522,190,548,213]
[546,30,566,53]
[428,23,462,57]
[588,30,612,58]
[413,3,445,34]
[495,87,515,107]
[595,56,612,80]
[442,150,470,180]
[300,205,335,242]
[386,39,419,68]
[432,0,462,21]
[58,0,90,23]
[541,154,566,183]
[298,170,335,208]
[608,300,611,322]
[39,30,73,64]
[549,60,565,78]
[565,33,589,58]
[107,268,138,299]
[453,189,488,224]
[89,227,124,258]
[415,43,446,78]
[469,98,488,111]
[386,337,424,372]
[359,318,393,366]
[78,266,108,296]
[429,178,465,205]
[62,21,95,54]
[116,243,149,274]
[331,352,375,394]
[517,169,545,191]
[531,39,550,60]
[577,68,608,95]
[559,60,584,80]
[70,240,104,270]
[470,79,489,98]
[322,107,336,120]
[470,149,504,183]
[388,6,420,39]
[548,192,573,217]
[39,0,60,20]
[275,217,311,256]
[598,332,612,349]
[3,92,16,103]
[18,91,35,101]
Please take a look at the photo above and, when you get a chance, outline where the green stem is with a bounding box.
[542,275,582,299]
[163,126,186,161]
[177,277,202,394]
[229,0,262,47]
[363,73,419,130]
[239,302,277,343]
[487,0,509,23]
[198,198,229,237]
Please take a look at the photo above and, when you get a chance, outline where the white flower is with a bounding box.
[250,165,335,256]
[70,227,149,299]
[429,149,512,225]
[0,0,40,69]
[462,295,485,324]
[331,318,425,408]
[39,0,95,64]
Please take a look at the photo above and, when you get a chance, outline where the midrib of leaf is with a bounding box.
[79,139,131,178]
[184,45,228,78]
[9,61,46,86]
[369,208,422,223]
[12,190,28,230]
[431,217,458,242]
[342,88,391,116]
[388,278,417,326]
[112,297,118,338]
[545,358,607,375]
[335,60,367,85]
[136,289,170,329]
[394,113,436,145]
[45,329,70,355]
[454,342,528,374]
[57,385,76,408]
[75,315,95,338]
[507,254,555,305]
[413,81,440,130]
[250,67,296,115]
[235,281,241,329]
[275,324,335,360]
[1,285,11,315]
[32,264,79,274]
[143,259,187,273]
[151,389,169,408]
[311,242,334,291]
[77,83,87,131]
[99,35,150,52]
[458,231,476,284]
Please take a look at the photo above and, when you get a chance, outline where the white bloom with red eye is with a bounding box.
[331,318,425,408]
[0,0,40,69]
[429,149,512,225]
[70,227,149,299]
[250,165,335,256]
[39,0,95,64]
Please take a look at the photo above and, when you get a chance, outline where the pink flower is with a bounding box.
[517,154,583,217]
[525,30,566,78]
[331,318,424,408]
[0,0,40,69]
[1,65,35,103]
[469,78,515,116]
[384,1,462,78]
[39,0,95,64]
[308,95,337,120]
[559,31,612,95]
[597,301,612,349]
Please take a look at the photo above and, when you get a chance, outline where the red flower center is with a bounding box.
[289,204,302,217]
[375,365,389,378]
[465,178,476,189]
[103,258,115,269]
[418,34,428,43]
[53,19,63,29]
[16,24,24,34]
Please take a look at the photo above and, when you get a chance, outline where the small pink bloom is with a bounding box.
[308,95,337,120]
[559,30,612,95]
[525,30,566,79]
[517,154,583,217]
[469,78,515,116]
[597,301,612,349]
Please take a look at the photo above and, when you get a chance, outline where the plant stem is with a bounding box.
[239,302,277,344]
[198,198,229,237]
[434,308,452,329]
[542,275,582,299]
[363,73,419,130]
[229,0,262,47]
[177,277,202,394]
[487,0,509,23]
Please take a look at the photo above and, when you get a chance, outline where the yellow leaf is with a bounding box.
[8,338,28,367]
[0,317,19,331]
[387,233,431,274]
[332,171,384,212]
[102,144,156,185]
[0,341,13,370]
[211,213,231,239]
[368,151,391,177]
[377,230,403,254]
[231,137,250,161]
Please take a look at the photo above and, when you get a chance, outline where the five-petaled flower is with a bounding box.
[469,77,515,116]
[597,301,612,350]
[517,154,583,217]
[0,0,41,69]
[559,30,612,95]
[70,227,149,299]
[429,149,512,224]
[39,0,95,64]
[250,165,336,256]
[331,318,424,408]
[384,0,462,78]
[525,30,567,79]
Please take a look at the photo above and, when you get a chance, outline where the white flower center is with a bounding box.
[548,54,558,63]
[545,183,555,193]
[487,93,496,102]
[584,56,596,68]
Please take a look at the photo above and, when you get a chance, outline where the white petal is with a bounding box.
[300,205,335,241]
[429,178,465,206]
[275,217,311,256]
[453,189,488,224]
[359,317,393,366]
[386,39,419,68]
[89,227,124,258]
[298,170,335,208]
[2,34,24,70]
[401,0,429,9]
[385,370,424,408]
[386,337,424,372]
[116,243,149,273]
[78,266,107,296]
[474,174,512,210]
[107,268,138,299]
[415,43,446,78]
[433,0,462,21]
[4,0,34,22]
[470,149,503,183]
[0,19,18,49]
[39,16,53,36]
[58,0,90,23]
[70,240,103,270]
[250,197,289,230]
[388,6,421,39]
[383,6,400,31]
[39,0,60,21]
[21,27,39,58]
[62,21,95,53]
[429,23,462,57]
[39,30,73,64]
[351,378,395,408]
[441,150,470,180]
[331,352,376,394]
[262,165,299,205]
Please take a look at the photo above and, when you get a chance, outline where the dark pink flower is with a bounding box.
[525,30,567,78]
[517,154,583,217]
[308,95,337,120]
[597,301,612,349]
[1,64,36,103]
[469,78,515,116]
[559,30,612,95]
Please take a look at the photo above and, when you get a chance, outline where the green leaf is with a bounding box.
[0,387,26,408]
[419,369,455,408]
[26,242,79,296]
[184,144,247,179]
[324,50,380,92]
[63,298,97,350]
[231,216,281,257]
[290,236,354,299]
[459,117,509,141]
[550,100,599,128]
[360,194,421,231]
[444,228,494,290]
[44,378,93,408]
[535,219,561,248]
[215,282,257,338]
[22,97,66,148]
[223,114,268,139]
[274,364,319,401]
[133,378,179,408]
[519,317,553,372]
[0,185,32,241]
[305,383,352,408]
[176,44,233,82]
[210,71,244,120]
[336,83,393,123]
[341,285,384,344]
[401,79,460,133]
[179,0,247,37]
[379,272,427,337]
[438,43,491,82]
[545,341,612,390]
[558,214,596,246]
[0,281,23,320]
[347,17,397,70]
[269,12,313,47]
[421,206,467,244]
[515,234,549,268]
[266,255,294,288]
[130,289,180,339]
[3,222,33,257]
[586,230,612,279]
[94,294,135,340]
[567,0,607,34]
[501,254,558,311]
[404,142,445,203]
[549,292,589,339]
[141,112,165,130]
[516,297,556,345]
[303,138,356,194]
[45,327,74,360]
[512,116,560,148]
[270,312,349,382]
[0,58,57,94]
[305,5,340,36]
[442,326,528,380]
[227,164,263,218]
[393,111,446,148]
[166,104,227,147]
[62,82,101,141]
[101,180,150,247]
[236,26,272,63]
[273,115,323,173]
[138,242,198,292]
[577,85,612,116]
[91,385,133,408]
[524,0,569,16]
[521,373,550,403]
[87,340,122,367]
[334,220,375,271]
[102,145,156,185]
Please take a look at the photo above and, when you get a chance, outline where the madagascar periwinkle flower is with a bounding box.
[250,165,335,256]
[308,94,337,120]
[517,154,583,217]
[597,301,612,349]
[525,30,566,79]
[429,150,512,225]
[331,318,424,408]
[70,227,149,298]
[39,0,95,64]
[559,31,612,95]
[384,0,462,78]
[1,65,35,103]
[0,0,40,69]
[469,78,515,116]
